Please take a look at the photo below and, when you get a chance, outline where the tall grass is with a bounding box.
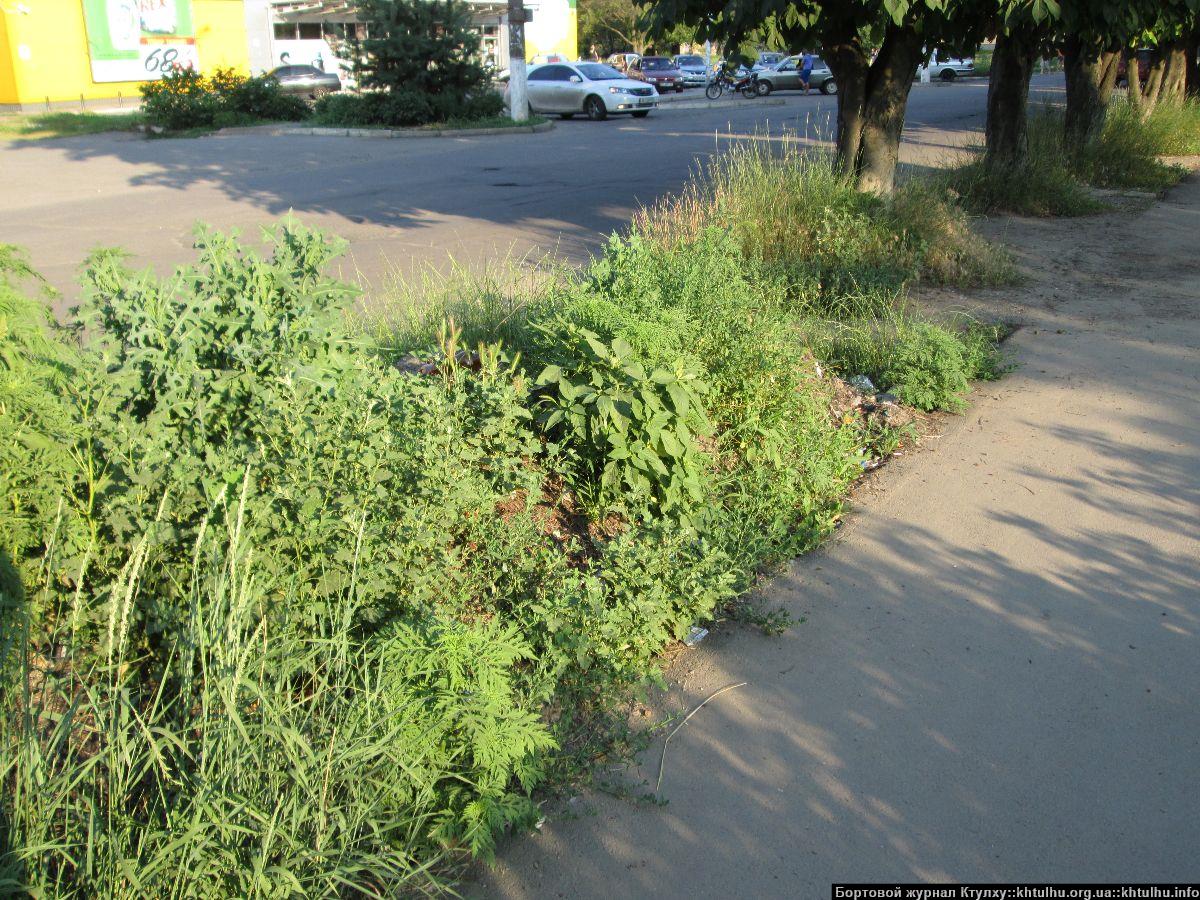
[948,96,1199,215]
[632,140,1014,294]
[3,486,431,897]
[1075,96,1197,190]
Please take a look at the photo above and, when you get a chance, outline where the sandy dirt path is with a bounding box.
[469,179,1200,896]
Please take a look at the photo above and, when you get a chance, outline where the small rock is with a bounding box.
[847,374,876,393]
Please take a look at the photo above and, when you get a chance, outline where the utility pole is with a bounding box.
[507,0,528,121]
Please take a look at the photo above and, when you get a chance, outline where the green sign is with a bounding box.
[81,0,198,83]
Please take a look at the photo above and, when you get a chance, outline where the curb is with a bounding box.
[217,120,555,139]
[654,97,787,112]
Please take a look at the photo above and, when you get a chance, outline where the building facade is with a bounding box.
[1,0,253,110]
[264,0,576,75]
[0,0,577,111]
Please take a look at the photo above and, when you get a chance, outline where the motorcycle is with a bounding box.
[705,68,763,100]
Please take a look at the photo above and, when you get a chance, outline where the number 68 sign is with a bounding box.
[142,41,200,75]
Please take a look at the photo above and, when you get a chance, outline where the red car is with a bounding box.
[1116,51,1151,88]
[631,56,686,93]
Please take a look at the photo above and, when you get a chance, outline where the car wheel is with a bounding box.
[940,69,956,81]
[632,110,650,118]
[584,96,608,121]
[757,80,773,96]
[821,78,837,95]
[676,85,683,93]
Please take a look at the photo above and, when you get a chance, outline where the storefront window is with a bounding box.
[298,22,322,40]
[273,23,297,40]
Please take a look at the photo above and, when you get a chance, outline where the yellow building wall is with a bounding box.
[0,1,250,107]
[0,15,19,105]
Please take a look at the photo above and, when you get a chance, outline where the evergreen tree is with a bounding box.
[353,0,493,101]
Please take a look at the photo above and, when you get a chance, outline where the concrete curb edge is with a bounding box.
[217,120,556,139]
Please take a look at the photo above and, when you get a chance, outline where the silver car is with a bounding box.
[756,55,837,94]
[505,62,657,121]
[673,54,709,87]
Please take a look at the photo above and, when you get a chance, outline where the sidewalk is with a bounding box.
[471,181,1200,895]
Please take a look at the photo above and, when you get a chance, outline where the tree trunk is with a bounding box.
[1142,48,1166,113]
[1063,38,1120,154]
[985,28,1038,169]
[857,26,924,194]
[825,24,923,194]
[1159,41,1189,105]
[825,41,869,176]
[1186,29,1200,97]
[1127,49,1145,118]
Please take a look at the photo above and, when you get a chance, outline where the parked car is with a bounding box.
[920,50,974,81]
[630,56,685,92]
[756,55,837,94]
[752,51,787,71]
[673,53,709,87]
[504,61,657,121]
[1116,51,1152,88]
[606,52,641,75]
[266,64,342,99]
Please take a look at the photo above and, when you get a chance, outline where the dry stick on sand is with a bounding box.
[655,682,749,796]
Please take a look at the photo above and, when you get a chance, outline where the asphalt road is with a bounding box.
[1,75,1064,303]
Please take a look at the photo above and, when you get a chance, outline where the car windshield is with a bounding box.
[676,56,703,65]
[641,58,673,70]
[577,63,624,81]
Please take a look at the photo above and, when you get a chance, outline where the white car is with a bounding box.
[921,50,974,81]
[505,61,658,121]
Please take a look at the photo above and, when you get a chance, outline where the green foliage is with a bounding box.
[352,0,495,105]
[534,326,711,517]
[881,322,973,412]
[1074,97,1195,191]
[139,66,308,131]
[949,94,1200,215]
[814,315,1003,413]
[313,89,503,128]
[633,143,1014,306]
[2,132,1012,894]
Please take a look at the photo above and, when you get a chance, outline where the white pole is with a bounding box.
[507,0,528,121]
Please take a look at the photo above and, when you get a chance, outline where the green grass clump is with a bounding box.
[0,111,144,141]
[632,141,1015,298]
[950,97,1199,214]
[1074,97,1195,191]
[945,108,1107,216]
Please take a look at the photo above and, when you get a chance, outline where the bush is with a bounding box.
[140,66,308,131]
[313,88,503,128]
